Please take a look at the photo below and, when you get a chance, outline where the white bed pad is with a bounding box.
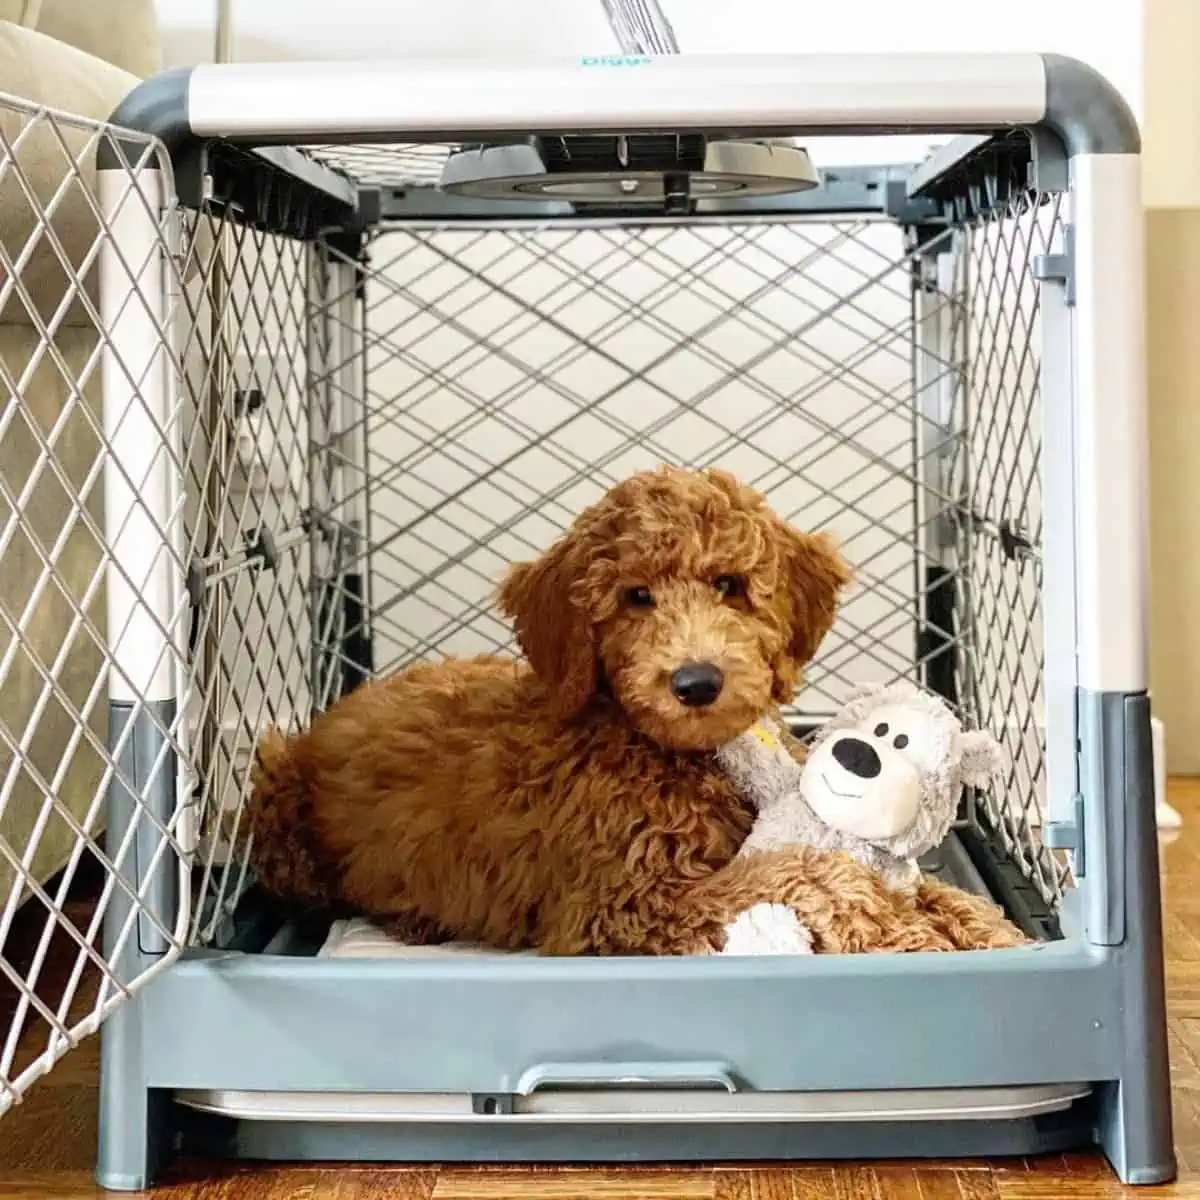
[318,917,536,959]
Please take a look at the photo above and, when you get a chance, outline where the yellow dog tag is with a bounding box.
[748,723,781,751]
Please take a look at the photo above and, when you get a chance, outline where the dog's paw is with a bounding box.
[721,902,815,956]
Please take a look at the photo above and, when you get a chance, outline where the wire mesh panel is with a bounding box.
[160,151,370,959]
[0,97,347,1111]
[950,187,1067,908]
[176,205,318,947]
[342,216,932,711]
[306,142,1063,921]
[0,95,193,1113]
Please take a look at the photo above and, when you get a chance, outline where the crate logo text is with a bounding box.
[580,55,652,67]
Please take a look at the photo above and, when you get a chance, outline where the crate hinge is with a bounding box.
[1032,224,1076,307]
[1045,791,1086,877]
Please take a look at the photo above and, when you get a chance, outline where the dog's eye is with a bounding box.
[625,586,655,609]
[713,574,745,600]
[893,733,909,750]
[874,722,889,737]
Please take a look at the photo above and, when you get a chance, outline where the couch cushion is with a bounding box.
[34,0,159,77]
[0,21,141,328]
[0,323,108,905]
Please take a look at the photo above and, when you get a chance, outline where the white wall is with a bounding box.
[1144,0,1200,772]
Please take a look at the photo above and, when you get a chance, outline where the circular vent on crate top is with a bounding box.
[438,134,818,210]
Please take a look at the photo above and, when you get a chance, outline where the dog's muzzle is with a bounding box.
[670,662,724,707]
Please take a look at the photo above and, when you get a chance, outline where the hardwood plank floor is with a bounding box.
[3,781,1200,1199]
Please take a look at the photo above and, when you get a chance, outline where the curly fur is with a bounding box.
[248,465,1023,956]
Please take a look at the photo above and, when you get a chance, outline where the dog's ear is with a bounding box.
[498,536,598,719]
[769,526,852,703]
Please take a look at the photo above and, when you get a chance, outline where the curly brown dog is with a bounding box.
[249,466,1024,955]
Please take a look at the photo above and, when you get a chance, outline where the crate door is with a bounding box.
[0,100,203,1112]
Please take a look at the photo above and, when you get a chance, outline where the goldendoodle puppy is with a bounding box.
[249,466,1023,955]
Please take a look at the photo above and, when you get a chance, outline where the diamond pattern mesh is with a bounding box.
[0,96,340,1111]
[951,189,1067,905]
[176,206,321,947]
[0,97,191,1113]
[319,203,1059,897]
[303,144,450,190]
[335,217,952,716]
[0,107,1071,1114]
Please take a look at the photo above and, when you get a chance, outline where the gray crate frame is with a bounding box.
[82,58,1171,1191]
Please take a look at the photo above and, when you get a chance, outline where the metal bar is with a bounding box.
[182,55,1048,144]
[911,237,960,705]
[906,134,996,198]
[371,165,926,225]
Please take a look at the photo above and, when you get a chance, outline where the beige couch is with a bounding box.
[0,0,161,905]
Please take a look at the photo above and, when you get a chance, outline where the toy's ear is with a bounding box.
[497,534,598,719]
[844,681,888,701]
[769,526,853,703]
[958,729,1004,789]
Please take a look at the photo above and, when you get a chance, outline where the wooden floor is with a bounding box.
[5,783,1200,1199]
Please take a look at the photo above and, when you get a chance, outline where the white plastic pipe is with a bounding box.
[1069,154,1149,695]
[186,54,1047,143]
[99,167,182,706]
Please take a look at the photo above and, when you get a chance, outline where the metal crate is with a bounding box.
[0,52,1173,1191]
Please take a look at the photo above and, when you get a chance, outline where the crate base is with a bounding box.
[175,1098,1097,1166]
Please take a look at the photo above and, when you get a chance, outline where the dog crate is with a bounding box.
[0,52,1173,1190]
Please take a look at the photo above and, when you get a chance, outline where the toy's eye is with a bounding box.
[625,586,655,609]
[873,722,888,737]
[713,574,745,600]
[893,733,909,750]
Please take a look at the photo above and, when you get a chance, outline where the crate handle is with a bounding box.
[514,1060,739,1094]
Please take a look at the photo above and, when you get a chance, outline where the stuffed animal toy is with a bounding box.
[715,680,1006,955]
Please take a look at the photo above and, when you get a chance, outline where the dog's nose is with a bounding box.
[831,736,882,779]
[670,663,724,707]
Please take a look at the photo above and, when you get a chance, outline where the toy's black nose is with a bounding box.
[670,663,724,708]
[831,735,882,779]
